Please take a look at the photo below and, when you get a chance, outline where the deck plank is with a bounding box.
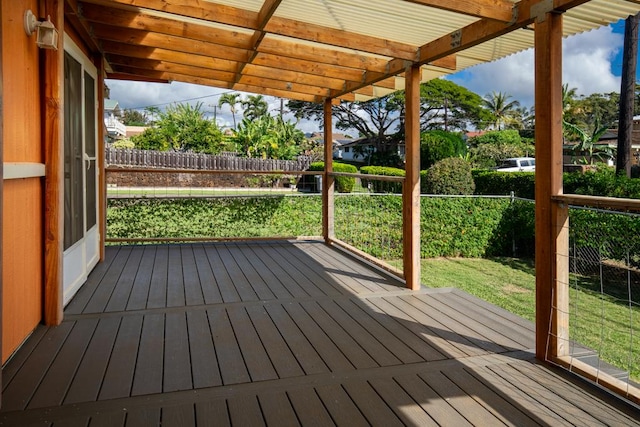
[131,314,165,396]
[2,322,75,411]
[203,245,241,303]
[282,302,355,373]
[226,306,278,382]
[125,407,161,427]
[342,380,404,426]
[161,403,196,427]
[87,411,126,427]
[163,312,192,392]
[258,391,301,427]
[192,244,223,304]
[187,310,222,389]
[195,400,230,427]
[105,246,144,312]
[181,245,205,306]
[28,319,99,409]
[99,315,143,400]
[315,383,370,426]
[216,244,259,301]
[166,245,186,307]
[227,395,266,427]
[243,244,295,298]
[83,247,132,313]
[228,243,276,300]
[64,246,120,315]
[207,307,251,385]
[146,245,168,309]
[248,244,312,298]
[64,317,121,404]
[287,388,335,426]
[368,377,439,426]
[393,373,474,427]
[264,304,330,375]
[125,245,156,311]
[299,300,379,369]
[245,305,305,378]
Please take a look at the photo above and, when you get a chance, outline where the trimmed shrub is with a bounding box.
[360,166,405,193]
[420,130,466,169]
[473,170,535,199]
[306,161,357,193]
[468,129,522,146]
[423,157,475,195]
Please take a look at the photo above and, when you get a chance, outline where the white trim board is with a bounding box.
[3,162,46,180]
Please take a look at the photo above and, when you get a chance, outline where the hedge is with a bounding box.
[360,166,405,193]
[473,170,535,199]
[307,161,357,193]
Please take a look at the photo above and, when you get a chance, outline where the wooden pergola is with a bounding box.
[34,0,638,401]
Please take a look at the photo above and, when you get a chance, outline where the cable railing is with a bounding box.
[105,168,322,243]
[551,194,640,404]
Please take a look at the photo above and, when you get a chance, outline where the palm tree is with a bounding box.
[482,91,520,130]
[242,95,269,121]
[562,83,578,113]
[218,92,241,129]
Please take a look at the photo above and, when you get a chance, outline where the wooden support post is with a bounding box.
[43,0,64,325]
[322,98,334,243]
[97,55,106,262]
[402,64,420,290]
[534,11,569,361]
[0,0,4,407]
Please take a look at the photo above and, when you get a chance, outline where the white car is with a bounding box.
[494,157,536,172]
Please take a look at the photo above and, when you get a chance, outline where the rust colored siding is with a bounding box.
[2,0,44,363]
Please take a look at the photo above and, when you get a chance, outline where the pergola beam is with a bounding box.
[401,0,515,22]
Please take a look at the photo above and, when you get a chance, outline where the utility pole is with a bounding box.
[617,12,639,177]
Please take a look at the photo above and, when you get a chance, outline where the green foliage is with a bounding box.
[218,93,241,128]
[473,170,536,199]
[420,130,466,169]
[307,161,357,193]
[231,115,303,160]
[482,91,520,130]
[131,102,223,154]
[360,166,404,193]
[423,157,475,195]
[241,95,269,121]
[563,167,640,198]
[467,130,534,168]
[121,109,148,126]
[468,129,522,146]
[107,197,322,239]
[111,138,135,149]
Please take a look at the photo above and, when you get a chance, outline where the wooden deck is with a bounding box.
[2,241,638,426]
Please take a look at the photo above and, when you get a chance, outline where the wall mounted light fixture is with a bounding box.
[24,10,59,50]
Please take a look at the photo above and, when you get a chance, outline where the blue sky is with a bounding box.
[108,19,632,133]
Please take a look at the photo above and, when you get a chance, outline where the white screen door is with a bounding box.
[63,35,99,305]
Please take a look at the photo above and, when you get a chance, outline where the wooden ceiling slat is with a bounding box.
[242,64,346,90]
[80,3,254,48]
[252,53,364,83]
[107,54,238,82]
[264,17,418,61]
[237,75,331,97]
[232,83,320,103]
[91,23,251,63]
[100,41,241,73]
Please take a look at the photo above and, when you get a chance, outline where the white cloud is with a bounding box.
[449,25,622,107]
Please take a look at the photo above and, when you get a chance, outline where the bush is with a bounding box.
[360,166,405,193]
[473,170,535,199]
[420,130,466,169]
[305,161,357,193]
[468,129,522,146]
[563,167,640,199]
[423,157,475,195]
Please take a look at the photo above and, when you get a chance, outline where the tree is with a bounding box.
[231,115,303,160]
[482,91,520,130]
[131,102,223,154]
[241,95,269,121]
[122,109,148,126]
[564,120,612,165]
[617,12,639,177]
[218,92,241,128]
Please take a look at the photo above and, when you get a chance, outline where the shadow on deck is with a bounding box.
[2,241,638,426]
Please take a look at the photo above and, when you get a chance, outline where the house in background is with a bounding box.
[104,99,126,141]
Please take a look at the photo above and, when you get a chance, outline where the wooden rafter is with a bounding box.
[401,0,515,22]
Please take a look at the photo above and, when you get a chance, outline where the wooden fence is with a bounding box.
[105,147,312,171]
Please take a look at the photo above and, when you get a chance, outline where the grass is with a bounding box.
[418,257,639,382]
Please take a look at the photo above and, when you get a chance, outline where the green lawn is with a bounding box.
[417,257,639,382]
